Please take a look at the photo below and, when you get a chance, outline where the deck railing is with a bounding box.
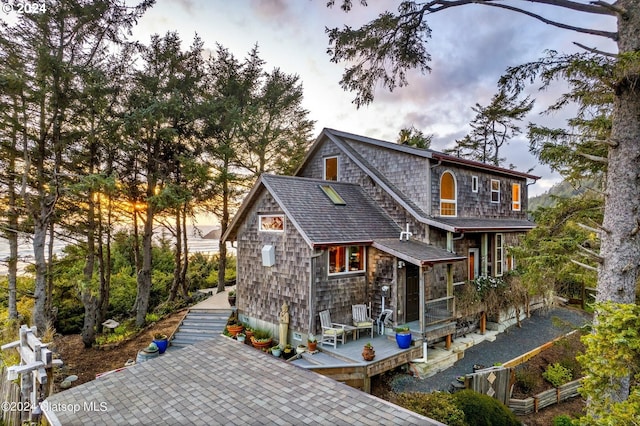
[425,295,455,326]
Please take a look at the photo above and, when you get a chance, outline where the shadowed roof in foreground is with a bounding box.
[43,335,443,426]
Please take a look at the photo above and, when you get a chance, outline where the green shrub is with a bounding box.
[542,363,573,387]
[552,414,574,426]
[453,390,521,426]
[397,392,466,426]
[515,366,542,394]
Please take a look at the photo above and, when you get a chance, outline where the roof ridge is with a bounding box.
[262,173,361,186]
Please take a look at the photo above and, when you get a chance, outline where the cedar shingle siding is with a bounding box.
[225,128,538,336]
[236,190,312,332]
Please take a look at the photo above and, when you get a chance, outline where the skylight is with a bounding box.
[320,185,346,205]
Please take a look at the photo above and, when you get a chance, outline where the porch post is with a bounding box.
[419,264,426,361]
[481,233,489,276]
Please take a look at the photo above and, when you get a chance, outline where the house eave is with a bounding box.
[312,240,374,248]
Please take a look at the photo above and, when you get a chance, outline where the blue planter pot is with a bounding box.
[395,332,412,349]
[153,338,169,354]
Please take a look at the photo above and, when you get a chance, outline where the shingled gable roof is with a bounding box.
[223,174,401,247]
[42,336,442,426]
[299,128,538,233]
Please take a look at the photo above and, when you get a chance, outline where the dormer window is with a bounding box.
[324,156,338,181]
[440,171,457,216]
[491,179,501,203]
[512,182,521,211]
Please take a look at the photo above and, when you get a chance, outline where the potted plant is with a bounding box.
[270,345,281,357]
[227,289,236,307]
[395,325,412,349]
[296,344,306,354]
[236,332,246,343]
[307,334,317,352]
[362,342,375,361]
[282,344,295,360]
[243,324,254,341]
[152,333,169,354]
[226,319,244,337]
[250,328,273,350]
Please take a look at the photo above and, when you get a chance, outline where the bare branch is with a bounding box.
[573,42,617,57]
[577,244,604,263]
[571,259,598,271]
[578,221,608,235]
[479,2,618,40]
[577,151,609,163]
[590,0,627,16]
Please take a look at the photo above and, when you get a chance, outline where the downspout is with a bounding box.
[412,263,428,363]
[308,249,325,335]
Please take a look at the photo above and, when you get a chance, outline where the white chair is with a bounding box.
[319,310,346,348]
[352,303,374,339]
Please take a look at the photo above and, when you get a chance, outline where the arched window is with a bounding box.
[440,171,457,216]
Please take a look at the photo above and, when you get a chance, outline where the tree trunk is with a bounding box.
[32,215,49,333]
[593,0,640,405]
[180,204,189,299]
[168,207,182,302]
[6,99,20,320]
[217,174,229,294]
[81,151,98,347]
[134,197,155,327]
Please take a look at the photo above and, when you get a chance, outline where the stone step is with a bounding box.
[175,328,221,336]
[186,311,230,319]
[171,335,216,346]
[189,308,231,315]
[180,321,226,329]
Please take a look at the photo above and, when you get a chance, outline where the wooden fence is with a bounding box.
[508,378,582,415]
[0,366,22,426]
[467,367,513,405]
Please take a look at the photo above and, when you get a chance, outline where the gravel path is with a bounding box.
[389,306,593,394]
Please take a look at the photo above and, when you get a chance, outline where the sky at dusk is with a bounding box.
[8,0,618,196]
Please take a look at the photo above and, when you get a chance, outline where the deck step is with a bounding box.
[166,307,231,352]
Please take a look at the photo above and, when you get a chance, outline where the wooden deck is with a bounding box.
[291,333,423,393]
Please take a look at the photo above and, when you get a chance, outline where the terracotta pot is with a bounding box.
[251,337,273,350]
[362,346,375,361]
[226,324,244,336]
[307,341,317,352]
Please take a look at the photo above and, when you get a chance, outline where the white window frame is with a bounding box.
[495,233,504,277]
[324,156,339,181]
[258,214,285,232]
[439,171,457,217]
[471,175,478,193]
[328,245,366,276]
[512,182,521,211]
[491,179,501,203]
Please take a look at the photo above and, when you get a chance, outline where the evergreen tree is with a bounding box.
[445,91,533,166]
[326,0,639,407]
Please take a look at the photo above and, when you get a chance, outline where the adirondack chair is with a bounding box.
[319,310,347,349]
[352,303,374,339]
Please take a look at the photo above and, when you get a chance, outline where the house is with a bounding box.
[222,128,538,348]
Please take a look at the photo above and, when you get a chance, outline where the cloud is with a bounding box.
[249,0,291,25]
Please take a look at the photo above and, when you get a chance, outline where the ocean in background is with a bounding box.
[0,225,220,276]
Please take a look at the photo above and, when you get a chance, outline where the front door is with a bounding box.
[469,248,480,280]
[405,263,420,322]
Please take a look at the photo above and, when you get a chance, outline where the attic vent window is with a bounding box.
[320,185,345,205]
